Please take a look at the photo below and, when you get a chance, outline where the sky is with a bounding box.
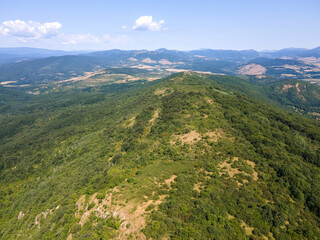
[0,0,319,51]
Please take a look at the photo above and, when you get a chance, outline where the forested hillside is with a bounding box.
[0,73,320,239]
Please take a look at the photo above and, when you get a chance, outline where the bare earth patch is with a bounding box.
[174,130,202,144]
[18,211,24,220]
[0,81,17,85]
[149,109,159,124]
[123,117,135,128]
[158,59,173,65]
[228,213,273,239]
[131,64,157,70]
[282,84,295,91]
[218,160,241,178]
[115,196,166,239]
[245,160,258,181]
[283,64,303,74]
[141,58,157,64]
[282,82,306,101]
[75,195,86,218]
[171,128,229,145]
[34,205,60,228]
[165,175,177,188]
[206,98,214,105]
[58,70,104,83]
[217,157,258,183]
[75,186,168,239]
[238,64,266,75]
[193,182,202,193]
[299,57,320,68]
[204,128,226,142]
[280,73,296,78]
[241,221,254,235]
[227,213,235,220]
[165,68,190,73]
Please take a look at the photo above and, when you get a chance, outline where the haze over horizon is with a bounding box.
[0,0,319,51]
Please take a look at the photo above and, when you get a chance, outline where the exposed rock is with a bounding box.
[18,211,24,220]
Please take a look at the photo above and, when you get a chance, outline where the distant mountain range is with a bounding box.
[0,47,89,64]
[0,46,320,85]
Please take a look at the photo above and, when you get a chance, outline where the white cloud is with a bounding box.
[0,20,61,39]
[102,34,130,44]
[38,22,62,38]
[132,16,165,31]
[0,19,131,47]
[60,33,130,45]
[122,25,127,29]
[61,33,100,45]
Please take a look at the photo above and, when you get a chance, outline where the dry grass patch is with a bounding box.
[123,117,135,128]
[238,64,266,75]
[171,128,229,145]
[75,195,86,218]
[193,182,202,193]
[58,70,105,83]
[158,59,173,65]
[227,213,273,239]
[149,109,159,124]
[165,175,177,188]
[174,130,202,144]
[246,160,258,181]
[141,58,156,64]
[154,88,172,96]
[206,98,214,105]
[217,157,258,183]
[75,185,168,239]
[218,160,241,178]
[241,221,254,235]
[204,128,226,142]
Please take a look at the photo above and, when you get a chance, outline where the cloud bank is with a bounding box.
[132,16,165,31]
[0,20,131,46]
[0,20,61,39]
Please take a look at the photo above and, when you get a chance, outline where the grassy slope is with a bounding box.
[0,73,320,239]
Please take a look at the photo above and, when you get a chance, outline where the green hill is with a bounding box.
[267,79,320,118]
[0,55,104,85]
[0,73,320,239]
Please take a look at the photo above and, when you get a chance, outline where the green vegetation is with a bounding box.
[267,79,320,116]
[204,75,320,119]
[0,72,320,239]
[0,55,105,85]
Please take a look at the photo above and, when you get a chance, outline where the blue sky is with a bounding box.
[0,0,319,51]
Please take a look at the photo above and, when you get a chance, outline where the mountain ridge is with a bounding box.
[1,72,320,239]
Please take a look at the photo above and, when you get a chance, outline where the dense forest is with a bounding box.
[0,72,320,239]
